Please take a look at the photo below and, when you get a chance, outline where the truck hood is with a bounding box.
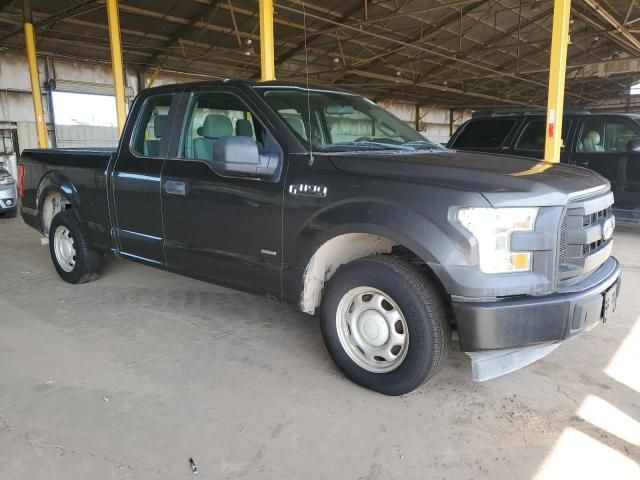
[327,150,609,207]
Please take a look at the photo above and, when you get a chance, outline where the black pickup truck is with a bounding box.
[19,80,621,395]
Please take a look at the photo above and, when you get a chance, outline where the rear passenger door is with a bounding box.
[161,88,285,296]
[571,116,640,210]
[111,92,180,266]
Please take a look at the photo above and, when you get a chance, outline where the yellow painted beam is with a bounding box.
[106,0,127,134]
[23,0,47,148]
[544,0,572,163]
[146,65,161,89]
[259,0,275,81]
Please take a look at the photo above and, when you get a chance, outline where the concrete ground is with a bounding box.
[0,217,638,480]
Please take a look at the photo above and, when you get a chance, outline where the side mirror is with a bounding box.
[626,139,640,153]
[210,136,278,177]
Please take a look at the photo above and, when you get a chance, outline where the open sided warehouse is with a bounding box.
[0,1,639,479]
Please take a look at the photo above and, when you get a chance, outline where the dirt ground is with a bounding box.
[0,216,638,479]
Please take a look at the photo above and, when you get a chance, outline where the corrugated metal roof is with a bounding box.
[0,0,639,108]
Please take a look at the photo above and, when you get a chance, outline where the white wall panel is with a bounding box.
[55,125,119,148]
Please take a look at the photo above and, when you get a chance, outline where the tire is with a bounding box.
[320,255,450,395]
[49,210,101,284]
[1,207,17,219]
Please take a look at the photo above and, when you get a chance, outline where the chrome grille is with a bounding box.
[583,238,605,255]
[559,215,568,264]
[558,192,614,282]
[583,206,612,227]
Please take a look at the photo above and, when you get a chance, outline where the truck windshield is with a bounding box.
[256,87,445,153]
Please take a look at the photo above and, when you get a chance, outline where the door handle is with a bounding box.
[164,179,187,196]
[576,160,590,168]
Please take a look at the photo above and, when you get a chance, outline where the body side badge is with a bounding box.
[288,184,328,198]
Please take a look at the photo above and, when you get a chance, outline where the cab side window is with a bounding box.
[577,119,640,153]
[182,93,268,160]
[130,95,174,157]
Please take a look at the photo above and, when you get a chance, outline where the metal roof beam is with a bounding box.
[417,6,554,81]
[356,0,487,67]
[0,0,16,13]
[147,0,223,69]
[272,1,372,69]
[346,68,528,105]
[583,0,640,53]
[0,0,98,43]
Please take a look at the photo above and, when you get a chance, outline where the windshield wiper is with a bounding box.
[401,140,447,151]
[321,141,415,152]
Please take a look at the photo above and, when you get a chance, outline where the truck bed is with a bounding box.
[19,147,115,252]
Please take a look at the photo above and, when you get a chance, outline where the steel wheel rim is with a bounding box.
[54,225,76,273]
[336,286,409,373]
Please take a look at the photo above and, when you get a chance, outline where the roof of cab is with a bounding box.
[471,109,640,120]
[140,79,354,96]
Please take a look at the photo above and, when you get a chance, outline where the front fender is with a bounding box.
[291,199,474,270]
[283,198,484,310]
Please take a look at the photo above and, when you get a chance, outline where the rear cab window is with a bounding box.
[450,118,518,150]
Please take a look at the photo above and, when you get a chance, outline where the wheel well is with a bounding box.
[300,233,443,315]
[41,191,71,235]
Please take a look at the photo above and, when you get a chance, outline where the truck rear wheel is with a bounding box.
[49,210,101,284]
[320,255,450,395]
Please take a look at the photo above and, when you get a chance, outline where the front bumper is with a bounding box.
[0,185,17,212]
[453,255,621,352]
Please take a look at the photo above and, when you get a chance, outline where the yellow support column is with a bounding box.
[23,0,47,148]
[259,0,275,81]
[543,0,572,163]
[106,0,127,134]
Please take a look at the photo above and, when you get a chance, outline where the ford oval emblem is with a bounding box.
[602,217,614,241]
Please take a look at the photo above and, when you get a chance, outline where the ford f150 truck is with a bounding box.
[19,80,621,395]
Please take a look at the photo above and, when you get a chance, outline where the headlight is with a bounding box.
[458,207,538,273]
[0,173,15,185]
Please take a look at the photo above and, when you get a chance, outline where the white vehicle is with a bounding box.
[0,167,17,219]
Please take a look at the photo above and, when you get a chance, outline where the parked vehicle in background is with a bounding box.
[0,167,17,218]
[447,109,640,223]
[18,81,621,395]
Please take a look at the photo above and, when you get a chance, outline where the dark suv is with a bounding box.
[447,110,640,223]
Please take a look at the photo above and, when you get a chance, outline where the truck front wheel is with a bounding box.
[320,255,450,395]
[49,210,101,284]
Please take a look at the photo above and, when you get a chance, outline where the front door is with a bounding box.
[111,93,179,265]
[161,89,285,296]
[571,116,640,211]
